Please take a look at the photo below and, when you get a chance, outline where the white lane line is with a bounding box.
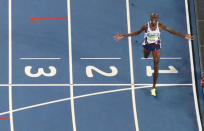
[185,0,202,130]
[0,84,11,86]
[0,84,193,117]
[74,86,137,99]
[125,0,139,130]
[0,86,146,116]
[0,98,70,116]
[0,111,10,116]
[12,84,70,86]
[13,98,70,114]
[67,0,77,130]
[0,83,192,87]
[73,84,193,99]
[80,58,121,60]
[141,57,182,60]
[134,84,192,86]
[0,84,70,87]
[8,0,14,130]
[20,58,61,60]
[0,88,132,116]
[74,84,131,86]
[0,84,131,87]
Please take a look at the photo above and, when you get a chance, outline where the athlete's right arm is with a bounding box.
[160,23,194,40]
[114,25,146,41]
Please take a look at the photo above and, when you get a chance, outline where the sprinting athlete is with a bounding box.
[114,13,193,96]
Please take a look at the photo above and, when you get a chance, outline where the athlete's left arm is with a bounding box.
[159,23,194,40]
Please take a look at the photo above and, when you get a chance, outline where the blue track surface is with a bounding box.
[0,0,203,131]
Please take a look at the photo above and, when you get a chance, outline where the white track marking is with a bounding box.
[0,87,135,116]
[0,84,193,117]
[0,84,11,86]
[67,0,77,130]
[12,84,70,86]
[25,66,57,77]
[0,111,10,116]
[0,98,71,116]
[8,0,14,130]
[0,83,192,87]
[10,84,130,87]
[126,0,139,130]
[13,98,71,114]
[0,86,148,116]
[20,58,61,60]
[74,87,140,99]
[185,0,202,130]
[141,57,182,60]
[74,84,131,86]
[86,66,118,77]
[146,65,178,77]
[134,84,192,86]
[80,58,121,60]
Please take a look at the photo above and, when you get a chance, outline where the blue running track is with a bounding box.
[0,0,203,131]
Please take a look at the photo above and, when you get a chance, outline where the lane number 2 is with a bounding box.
[25,66,57,77]
[86,66,118,78]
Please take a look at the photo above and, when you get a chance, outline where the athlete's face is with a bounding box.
[150,14,158,26]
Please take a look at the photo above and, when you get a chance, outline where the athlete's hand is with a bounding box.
[185,34,194,40]
[114,33,125,41]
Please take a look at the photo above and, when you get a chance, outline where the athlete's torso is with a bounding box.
[144,22,161,43]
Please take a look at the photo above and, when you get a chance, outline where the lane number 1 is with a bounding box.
[146,65,178,77]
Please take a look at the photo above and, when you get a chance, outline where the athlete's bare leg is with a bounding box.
[152,51,160,89]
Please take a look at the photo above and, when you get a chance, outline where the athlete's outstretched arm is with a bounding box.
[114,25,146,41]
[160,23,194,40]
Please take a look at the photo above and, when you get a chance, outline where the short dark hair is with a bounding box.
[150,13,159,18]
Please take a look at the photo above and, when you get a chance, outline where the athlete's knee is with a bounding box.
[144,51,150,58]
[154,60,159,65]
[144,55,149,58]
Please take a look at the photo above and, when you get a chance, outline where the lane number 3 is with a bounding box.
[25,66,57,77]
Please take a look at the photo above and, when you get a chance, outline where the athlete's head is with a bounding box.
[150,13,158,26]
